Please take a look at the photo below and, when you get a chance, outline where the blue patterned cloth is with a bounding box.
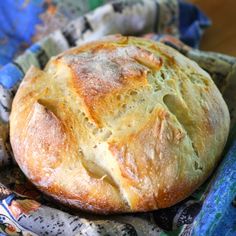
[0,0,210,67]
[193,140,236,236]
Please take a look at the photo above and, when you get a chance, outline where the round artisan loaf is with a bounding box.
[10,35,230,213]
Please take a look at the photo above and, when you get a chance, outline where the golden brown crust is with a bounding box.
[10,36,230,213]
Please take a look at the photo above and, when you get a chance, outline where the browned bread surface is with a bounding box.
[10,36,230,213]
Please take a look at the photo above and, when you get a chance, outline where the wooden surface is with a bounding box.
[188,0,236,56]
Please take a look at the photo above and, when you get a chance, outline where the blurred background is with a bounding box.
[189,0,236,56]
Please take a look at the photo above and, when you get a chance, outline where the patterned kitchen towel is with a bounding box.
[0,0,210,67]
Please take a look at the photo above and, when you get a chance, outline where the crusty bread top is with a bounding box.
[10,35,230,213]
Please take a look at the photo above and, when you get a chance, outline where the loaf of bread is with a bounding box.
[10,35,230,213]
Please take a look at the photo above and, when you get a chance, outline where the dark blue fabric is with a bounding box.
[0,0,44,66]
[179,1,211,48]
[193,139,236,236]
